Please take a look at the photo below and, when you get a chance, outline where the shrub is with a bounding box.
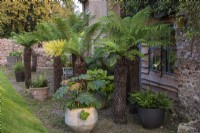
[31,75,48,88]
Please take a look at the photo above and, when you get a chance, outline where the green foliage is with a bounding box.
[79,69,114,101]
[80,110,90,120]
[33,13,101,62]
[13,62,24,72]
[53,75,101,110]
[0,0,74,37]
[120,0,179,17]
[100,7,172,62]
[129,90,172,109]
[9,50,22,56]
[179,2,200,38]
[12,32,38,48]
[31,75,48,88]
[0,71,48,133]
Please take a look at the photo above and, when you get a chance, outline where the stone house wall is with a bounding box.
[175,29,200,132]
[0,39,52,67]
[175,29,200,120]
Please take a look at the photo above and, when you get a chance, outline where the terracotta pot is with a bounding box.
[30,87,48,101]
[65,107,98,133]
[15,71,25,82]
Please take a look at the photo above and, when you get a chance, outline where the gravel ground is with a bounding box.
[2,67,181,133]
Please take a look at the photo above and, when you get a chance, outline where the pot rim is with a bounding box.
[30,86,49,90]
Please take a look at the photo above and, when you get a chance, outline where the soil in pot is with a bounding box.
[15,71,25,82]
[65,107,98,133]
[30,87,48,101]
[138,108,165,129]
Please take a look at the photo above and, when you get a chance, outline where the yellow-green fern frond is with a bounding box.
[43,40,66,57]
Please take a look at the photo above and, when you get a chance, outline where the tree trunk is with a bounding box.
[24,47,32,89]
[53,56,62,93]
[113,57,127,124]
[31,50,37,72]
[127,55,140,94]
[72,54,77,76]
[74,57,87,76]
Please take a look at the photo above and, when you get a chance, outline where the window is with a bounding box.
[149,46,176,74]
[150,47,161,71]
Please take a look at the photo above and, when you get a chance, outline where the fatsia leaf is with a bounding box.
[87,80,106,91]
[53,86,68,100]
[77,92,97,106]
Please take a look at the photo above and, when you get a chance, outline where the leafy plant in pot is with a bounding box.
[129,90,172,129]
[53,75,101,133]
[13,61,25,82]
[30,75,48,101]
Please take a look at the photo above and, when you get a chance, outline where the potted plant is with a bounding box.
[7,50,22,69]
[129,90,172,129]
[30,75,48,101]
[53,75,101,133]
[13,61,25,82]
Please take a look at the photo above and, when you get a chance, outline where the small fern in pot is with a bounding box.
[13,61,25,82]
[30,75,49,101]
[129,90,172,129]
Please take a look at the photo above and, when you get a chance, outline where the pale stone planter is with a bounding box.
[30,87,48,101]
[65,107,98,133]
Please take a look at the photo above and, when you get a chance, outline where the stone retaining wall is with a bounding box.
[0,39,23,66]
[0,39,52,67]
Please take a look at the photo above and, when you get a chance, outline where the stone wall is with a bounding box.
[0,39,52,67]
[175,29,200,132]
[0,39,23,66]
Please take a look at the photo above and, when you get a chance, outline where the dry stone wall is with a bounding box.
[0,39,23,66]
[0,39,52,67]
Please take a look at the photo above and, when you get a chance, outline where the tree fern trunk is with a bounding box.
[113,57,127,124]
[31,50,37,72]
[127,54,140,94]
[53,56,62,93]
[74,57,87,76]
[24,47,32,89]
[72,54,77,76]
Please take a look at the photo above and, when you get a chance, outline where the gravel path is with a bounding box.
[2,67,180,133]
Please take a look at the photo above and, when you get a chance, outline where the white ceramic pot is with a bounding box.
[65,107,98,133]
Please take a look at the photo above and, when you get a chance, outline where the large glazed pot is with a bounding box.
[138,108,165,129]
[15,71,25,82]
[65,107,98,133]
[7,56,22,69]
[30,87,48,101]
